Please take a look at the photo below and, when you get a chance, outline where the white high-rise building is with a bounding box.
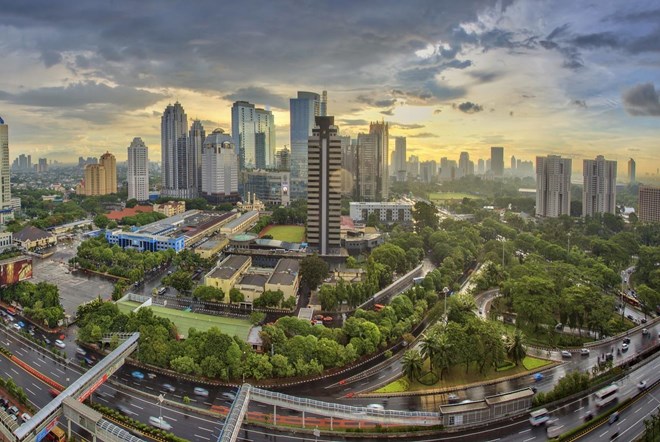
[392,137,407,181]
[188,120,206,194]
[127,137,149,201]
[536,155,572,218]
[161,102,194,198]
[583,155,617,218]
[202,129,239,203]
[0,116,12,222]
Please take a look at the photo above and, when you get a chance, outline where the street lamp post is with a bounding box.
[158,394,164,420]
[242,351,246,384]
[442,287,449,323]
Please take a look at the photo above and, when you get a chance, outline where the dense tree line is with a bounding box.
[72,237,175,282]
[0,281,64,327]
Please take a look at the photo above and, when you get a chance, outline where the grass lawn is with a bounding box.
[260,224,306,242]
[429,192,479,202]
[375,355,551,393]
[115,301,251,340]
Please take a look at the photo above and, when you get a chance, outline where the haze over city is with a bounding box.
[1,0,660,175]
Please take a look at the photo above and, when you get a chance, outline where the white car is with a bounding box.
[148,416,172,431]
[54,340,66,349]
[580,348,590,356]
[561,350,572,358]
[194,387,209,397]
[366,403,384,410]
[637,380,648,390]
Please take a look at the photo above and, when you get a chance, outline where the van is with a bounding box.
[529,408,550,426]
[157,287,167,295]
[148,416,172,431]
[20,412,31,422]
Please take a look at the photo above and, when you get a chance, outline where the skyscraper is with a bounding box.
[511,155,517,171]
[491,146,504,177]
[339,135,356,196]
[83,164,107,196]
[188,120,206,193]
[582,155,617,217]
[231,102,275,170]
[161,102,193,198]
[127,138,149,201]
[201,129,239,203]
[275,147,290,171]
[477,158,485,175]
[0,116,11,221]
[99,151,117,194]
[458,152,474,177]
[290,91,321,183]
[628,158,636,184]
[638,186,660,223]
[320,90,328,117]
[307,116,341,255]
[369,121,389,200]
[356,133,378,200]
[255,107,275,168]
[536,155,572,218]
[392,137,407,181]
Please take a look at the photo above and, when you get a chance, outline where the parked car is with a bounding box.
[627,314,634,321]
[43,337,51,345]
[580,348,590,356]
[76,347,87,356]
[147,373,157,379]
[17,321,25,328]
[621,343,629,352]
[20,413,31,422]
[447,393,459,404]
[623,337,631,344]
[162,384,176,393]
[148,416,172,431]
[561,350,572,358]
[54,340,66,349]
[131,371,145,380]
[48,389,60,398]
[8,406,19,415]
[194,387,209,397]
[12,323,21,330]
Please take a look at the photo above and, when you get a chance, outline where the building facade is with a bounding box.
[307,116,342,255]
[290,91,321,197]
[491,146,504,177]
[127,138,149,201]
[153,201,186,217]
[0,116,12,223]
[349,201,414,224]
[536,155,572,218]
[638,186,660,223]
[201,129,239,203]
[188,120,206,194]
[161,102,195,198]
[582,155,617,217]
[99,151,117,194]
[243,170,290,206]
[392,137,407,181]
[83,164,107,196]
[275,147,290,171]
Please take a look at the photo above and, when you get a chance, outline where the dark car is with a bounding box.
[623,337,631,345]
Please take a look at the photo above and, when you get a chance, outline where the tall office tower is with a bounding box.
[477,158,485,175]
[275,147,291,171]
[511,155,517,171]
[440,157,457,180]
[320,90,328,117]
[628,158,636,184]
[420,160,437,183]
[638,186,660,223]
[536,155,572,218]
[369,121,389,200]
[290,91,321,182]
[127,137,149,201]
[491,146,504,177]
[84,164,107,196]
[161,102,193,198]
[339,135,356,196]
[307,116,341,255]
[458,152,473,178]
[231,101,255,170]
[201,129,239,203]
[188,120,206,193]
[255,107,276,168]
[37,158,48,173]
[99,151,117,194]
[486,158,491,172]
[0,116,11,220]
[583,155,617,218]
[518,160,534,177]
[392,137,407,181]
[356,133,377,200]
[407,155,420,179]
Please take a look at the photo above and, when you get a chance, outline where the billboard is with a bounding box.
[0,256,33,287]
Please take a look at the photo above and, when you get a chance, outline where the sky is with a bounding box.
[1,0,659,176]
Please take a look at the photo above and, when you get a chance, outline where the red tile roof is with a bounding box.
[106,205,153,220]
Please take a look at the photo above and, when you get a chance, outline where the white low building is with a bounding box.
[349,200,414,224]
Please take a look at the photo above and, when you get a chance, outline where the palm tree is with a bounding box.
[420,332,439,370]
[431,334,452,380]
[402,349,424,382]
[507,329,527,366]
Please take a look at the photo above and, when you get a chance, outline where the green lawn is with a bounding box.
[429,192,479,202]
[375,356,551,393]
[115,301,251,340]
[260,224,306,242]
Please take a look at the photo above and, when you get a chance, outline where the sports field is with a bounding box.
[429,192,479,202]
[259,224,305,242]
[116,301,251,340]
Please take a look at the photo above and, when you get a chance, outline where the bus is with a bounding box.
[529,408,550,426]
[46,425,66,442]
[595,384,619,408]
[374,304,385,312]
[621,292,641,309]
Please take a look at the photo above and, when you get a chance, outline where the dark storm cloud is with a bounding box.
[380,109,394,116]
[356,95,398,108]
[622,83,660,116]
[468,71,501,83]
[222,87,288,109]
[572,100,587,108]
[571,32,620,49]
[0,81,165,108]
[454,102,484,113]
[397,59,472,83]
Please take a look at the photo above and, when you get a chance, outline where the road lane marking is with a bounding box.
[129,403,143,410]
[523,438,535,442]
[31,383,42,391]
[32,360,41,367]
[164,415,177,422]
[519,429,531,433]
[198,427,213,432]
[55,368,65,375]
[635,407,643,414]
[574,406,584,413]
[98,397,108,403]
[25,388,36,396]
[194,435,210,441]
[10,368,18,375]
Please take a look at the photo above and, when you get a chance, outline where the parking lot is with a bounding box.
[30,240,115,317]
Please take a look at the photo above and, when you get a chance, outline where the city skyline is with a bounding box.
[1,1,660,174]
